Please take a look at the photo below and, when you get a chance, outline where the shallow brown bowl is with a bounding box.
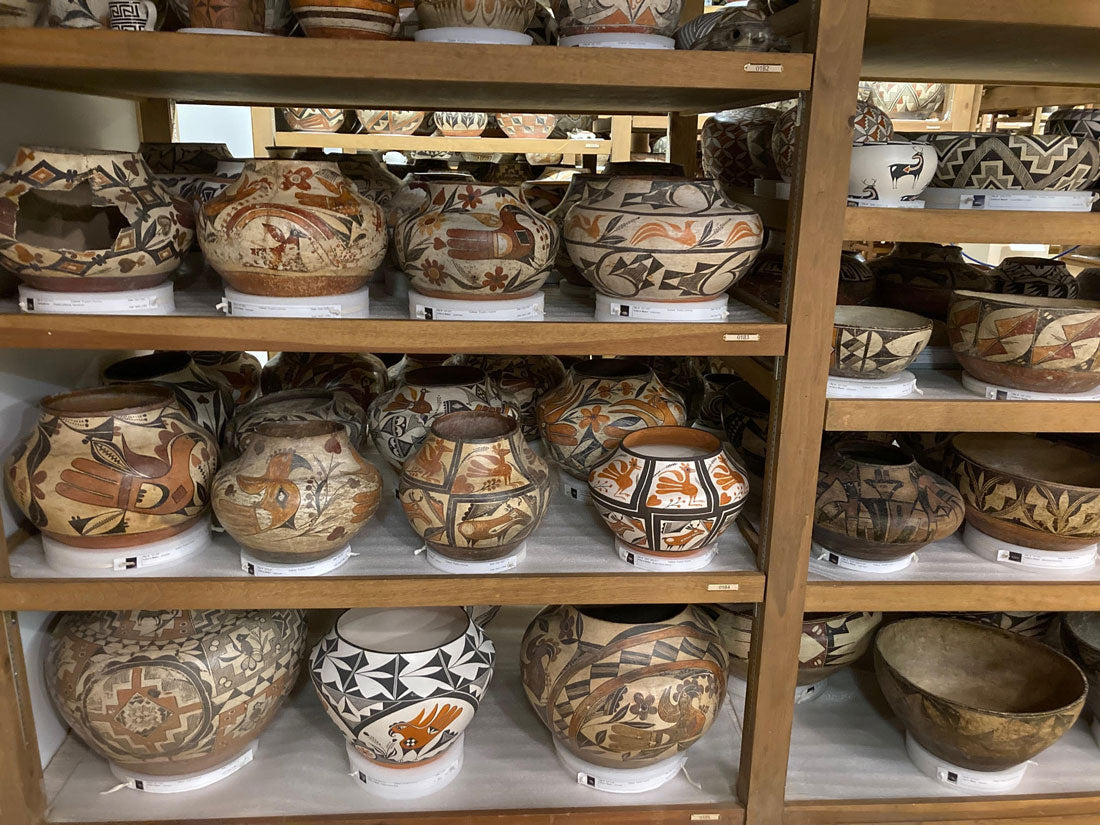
[831,306,932,379]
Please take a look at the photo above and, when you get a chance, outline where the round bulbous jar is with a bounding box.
[869,242,991,321]
[261,351,388,412]
[311,606,495,766]
[520,604,727,769]
[838,250,875,305]
[536,358,686,480]
[334,154,403,210]
[189,350,262,405]
[398,410,550,561]
[450,354,565,440]
[46,609,307,776]
[0,146,193,292]
[213,421,382,563]
[197,158,386,297]
[588,426,749,557]
[6,385,218,550]
[719,378,770,478]
[564,176,764,301]
[814,439,964,561]
[701,108,781,192]
[368,365,519,469]
[547,172,611,287]
[394,180,557,300]
[227,388,366,453]
[991,256,1079,299]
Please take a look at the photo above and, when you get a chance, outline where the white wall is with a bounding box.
[175,104,256,158]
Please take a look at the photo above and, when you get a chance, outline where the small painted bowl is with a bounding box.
[289,0,397,38]
[433,111,489,137]
[830,306,932,379]
[497,113,557,139]
[357,109,427,135]
[416,0,535,31]
[282,108,346,133]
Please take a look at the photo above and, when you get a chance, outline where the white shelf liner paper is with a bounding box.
[960,371,1100,402]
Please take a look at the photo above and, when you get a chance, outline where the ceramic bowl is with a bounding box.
[947,290,1100,393]
[282,108,346,132]
[847,141,936,205]
[356,109,427,135]
[874,617,1085,771]
[289,0,397,37]
[948,433,1100,551]
[1046,109,1100,140]
[860,81,946,119]
[415,0,535,30]
[497,113,557,139]
[433,111,489,137]
[830,306,932,379]
[1061,613,1100,719]
[920,132,1100,191]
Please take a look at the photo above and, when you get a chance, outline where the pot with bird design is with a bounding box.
[394,180,557,300]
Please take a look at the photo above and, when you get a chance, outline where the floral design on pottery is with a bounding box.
[282,108,346,132]
[450,354,565,440]
[261,351,388,412]
[870,242,990,321]
[860,81,945,119]
[991,256,1079,299]
[564,176,763,301]
[228,388,366,452]
[6,385,218,549]
[356,110,427,135]
[920,132,1100,191]
[830,306,932,379]
[0,147,192,292]
[416,0,534,30]
[589,426,749,557]
[198,159,386,297]
[947,290,1100,393]
[520,604,727,768]
[47,609,306,775]
[189,350,262,405]
[497,113,557,139]
[772,100,893,182]
[701,108,780,192]
[553,0,682,39]
[290,0,397,37]
[433,111,489,138]
[312,607,495,765]
[398,410,550,560]
[395,180,557,300]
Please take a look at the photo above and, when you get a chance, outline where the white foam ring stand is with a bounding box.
[960,372,1100,402]
[615,538,717,572]
[218,286,369,318]
[595,292,728,323]
[108,744,258,794]
[808,541,916,577]
[845,199,925,209]
[415,27,532,44]
[921,187,1097,212]
[729,673,825,705]
[554,740,686,793]
[240,544,353,577]
[347,738,464,800]
[905,733,1028,794]
[18,283,175,315]
[558,33,674,49]
[425,542,527,574]
[826,371,918,399]
[560,472,592,503]
[43,518,212,575]
[963,522,1098,571]
[408,288,544,321]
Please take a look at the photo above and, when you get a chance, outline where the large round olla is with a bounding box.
[46,609,307,776]
[847,141,936,205]
[564,176,763,302]
[874,617,1086,771]
[311,607,495,766]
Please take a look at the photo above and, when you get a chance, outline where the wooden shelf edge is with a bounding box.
[845,206,1100,245]
[804,580,1100,612]
[785,790,1100,825]
[824,397,1100,433]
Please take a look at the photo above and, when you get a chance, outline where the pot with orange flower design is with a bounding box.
[536,358,686,481]
[398,409,550,563]
[588,426,749,564]
[212,421,382,565]
[197,158,386,297]
[563,176,763,302]
[394,180,557,300]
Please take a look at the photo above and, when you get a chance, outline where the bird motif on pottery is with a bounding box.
[596,458,640,495]
[521,634,559,701]
[445,204,536,261]
[235,451,313,533]
[463,443,514,487]
[608,681,710,754]
[662,525,707,550]
[648,466,700,506]
[390,704,463,754]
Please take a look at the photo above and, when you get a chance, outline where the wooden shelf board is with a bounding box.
[824,369,1100,433]
[981,84,1100,113]
[272,132,612,154]
[845,206,1100,245]
[0,30,810,113]
[786,794,1100,825]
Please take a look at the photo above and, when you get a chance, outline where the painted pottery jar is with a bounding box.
[920,132,1100,190]
[47,0,110,27]
[838,250,875,305]
[875,617,1085,771]
[335,154,402,209]
[948,433,1100,551]
[674,6,788,52]
[47,609,307,776]
[311,606,495,766]
[213,421,382,563]
[356,109,427,136]
[289,0,397,38]
[947,290,1100,393]
[710,606,882,686]
[813,439,964,561]
[140,143,232,175]
[450,354,565,440]
[520,179,568,214]
[198,159,385,297]
[701,108,781,192]
[398,410,550,560]
[847,141,937,205]
[547,172,610,287]
[588,426,749,557]
[944,611,1056,640]
[261,351,388,412]
[103,351,235,443]
[1047,109,1100,140]
[394,180,557,300]
[168,0,295,33]
[553,0,682,40]
[719,377,769,477]
[497,113,557,139]
[0,147,192,292]
[368,365,519,469]
[860,81,946,119]
[564,176,764,301]
[830,306,933,379]
[379,352,450,385]
[416,0,533,30]
[282,108,346,133]
[773,100,893,181]
[536,358,687,480]
[1061,613,1100,719]
[228,388,366,452]
[520,604,727,769]
[991,256,1079,299]
[693,372,742,432]
[869,243,990,320]
[189,350,262,405]
[894,431,956,475]
[433,112,489,138]
[6,385,218,550]
[642,355,706,406]
[1,0,46,26]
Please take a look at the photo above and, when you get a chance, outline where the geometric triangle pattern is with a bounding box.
[926,133,1100,191]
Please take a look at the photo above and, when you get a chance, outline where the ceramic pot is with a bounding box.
[536,358,686,480]
[312,607,495,765]
[140,143,232,175]
[870,243,990,320]
[520,179,568,214]
[379,352,450,385]
[189,350,262,405]
[451,354,565,440]
[281,108,346,132]
[46,609,307,776]
[838,251,875,305]
[168,0,294,32]
[875,617,1085,771]
[814,439,964,561]
[213,421,382,563]
[0,147,192,292]
[991,256,1079,299]
[719,377,769,477]
[398,410,550,560]
[847,141,936,205]
[948,433,1100,552]
[394,180,556,300]
[289,0,397,37]
[368,365,519,469]
[701,108,781,192]
[920,132,1100,191]
[261,351,388,412]
[1079,268,1100,302]
[416,0,533,30]
[228,388,366,452]
[520,604,727,769]
[673,6,788,52]
[1046,109,1100,140]
[198,159,386,297]
[860,81,946,119]
[103,351,234,443]
[642,355,706,406]
[947,290,1100,393]
[588,426,749,557]
[944,611,1056,640]
[711,606,882,686]
[553,0,681,39]
[894,431,956,475]
[1061,613,1100,719]
[773,100,893,182]
[356,110,427,136]
[830,306,932,379]
[433,112,489,138]
[547,172,609,287]
[0,0,45,26]
[6,385,218,549]
[497,113,557,139]
[693,372,742,432]
[564,176,764,301]
[333,154,402,209]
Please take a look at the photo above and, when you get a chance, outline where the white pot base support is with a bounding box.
[615,538,717,571]
[408,288,544,321]
[963,522,1098,571]
[961,372,1100,402]
[558,33,674,49]
[905,733,1027,794]
[347,736,464,799]
[553,740,686,793]
[107,744,257,793]
[595,292,728,323]
[218,286,369,318]
[43,517,211,575]
[425,542,526,574]
[240,544,353,576]
[18,283,174,315]
[809,541,916,577]
[415,26,532,44]
[826,371,918,399]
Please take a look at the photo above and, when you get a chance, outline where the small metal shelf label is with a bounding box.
[744,63,783,73]
[691,815,721,821]
[723,333,760,342]
[706,583,739,591]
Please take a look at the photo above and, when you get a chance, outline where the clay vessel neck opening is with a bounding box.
[620,426,721,460]
[836,441,913,468]
[578,604,686,625]
[573,358,650,381]
[42,384,175,416]
[104,351,193,381]
[254,420,343,440]
[431,410,517,442]
[405,365,486,387]
[335,607,470,653]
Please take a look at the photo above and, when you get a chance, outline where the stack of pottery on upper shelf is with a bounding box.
[357,109,430,135]
[734,231,875,310]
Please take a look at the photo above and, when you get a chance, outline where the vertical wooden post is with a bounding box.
[668,114,698,176]
[136,99,173,143]
[736,1,870,824]
[251,107,277,157]
[0,613,46,825]
[608,115,633,162]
